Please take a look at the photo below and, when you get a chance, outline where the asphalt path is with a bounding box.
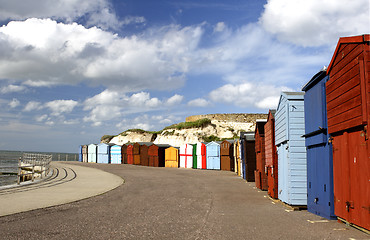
[0,162,368,240]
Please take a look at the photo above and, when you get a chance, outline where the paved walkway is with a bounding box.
[0,161,123,217]
[0,162,368,239]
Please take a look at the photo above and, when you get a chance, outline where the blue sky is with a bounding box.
[0,0,368,152]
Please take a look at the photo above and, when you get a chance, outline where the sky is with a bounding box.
[0,0,369,153]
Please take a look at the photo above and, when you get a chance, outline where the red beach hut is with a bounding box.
[126,144,134,165]
[254,120,268,190]
[264,110,278,199]
[148,144,170,167]
[140,143,152,166]
[121,144,127,164]
[326,34,370,230]
[133,143,141,165]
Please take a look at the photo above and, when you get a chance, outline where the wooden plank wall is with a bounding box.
[275,96,288,145]
[326,42,367,134]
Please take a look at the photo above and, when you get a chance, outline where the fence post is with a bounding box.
[17,157,21,185]
[31,157,35,182]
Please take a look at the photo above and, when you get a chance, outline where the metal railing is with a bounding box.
[17,153,52,184]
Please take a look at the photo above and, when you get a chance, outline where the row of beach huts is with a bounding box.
[79,35,369,231]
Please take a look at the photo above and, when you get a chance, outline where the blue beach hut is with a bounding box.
[275,92,306,206]
[302,69,335,219]
[87,144,97,163]
[97,143,113,164]
[78,145,83,162]
[240,132,256,182]
[206,141,220,170]
[110,145,122,164]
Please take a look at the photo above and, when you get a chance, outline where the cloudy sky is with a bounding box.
[0,0,368,152]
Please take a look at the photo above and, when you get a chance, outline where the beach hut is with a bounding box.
[97,143,113,164]
[233,140,240,175]
[87,144,97,163]
[165,146,179,168]
[192,144,197,169]
[121,144,127,164]
[149,144,169,167]
[264,110,278,199]
[302,69,335,220]
[275,92,306,206]
[240,132,256,182]
[180,144,193,168]
[254,120,268,190]
[196,142,207,169]
[78,145,83,162]
[110,145,122,164]
[82,145,88,163]
[220,140,234,171]
[139,143,151,166]
[133,142,141,165]
[126,144,134,165]
[326,34,369,230]
[206,141,220,170]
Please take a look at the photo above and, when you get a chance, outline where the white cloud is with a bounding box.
[83,89,121,111]
[63,119,80,125]
[45,99,78,116]
[260,0,370,47]
[0,19,202,91]
[122,16,146,25]
[83,90,183,126]
[1,84,26,93]
[209,82,293,109]
[116,115,154,131]
[35,114,48,122]
[23,101,42,112]
[0,0,121,30]
[187,98,210,107]
[165,94,183,106]
[128,92,162,108]
[8,98,20,108]
[214,22,226,32]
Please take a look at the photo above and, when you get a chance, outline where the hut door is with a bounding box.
[332,130,369,229]
[278,142,289,203]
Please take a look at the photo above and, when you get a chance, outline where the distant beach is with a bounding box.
[0,150,78,187]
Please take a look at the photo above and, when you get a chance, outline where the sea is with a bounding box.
[0,150,79,187]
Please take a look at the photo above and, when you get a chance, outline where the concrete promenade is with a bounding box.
[0,162,124,217]
[0,162,368,239]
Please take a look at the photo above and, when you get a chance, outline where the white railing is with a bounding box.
[17,153,52,184]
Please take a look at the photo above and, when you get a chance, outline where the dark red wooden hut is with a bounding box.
[220,140,234,171]
[139,143,152,166]
[254,120,268,190]
[326,34,369,231]
[121,144,127,164]
[264,110,278,198]
[126,144,134,165]
[133,143,141,165]
[148,144,170,167]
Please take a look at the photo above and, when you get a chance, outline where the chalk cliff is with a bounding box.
[106,113,267,147]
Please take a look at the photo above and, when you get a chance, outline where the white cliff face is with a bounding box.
[109,120,256,147]
[110,132,154,145]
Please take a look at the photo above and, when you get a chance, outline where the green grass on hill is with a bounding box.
[163,118,213,130]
